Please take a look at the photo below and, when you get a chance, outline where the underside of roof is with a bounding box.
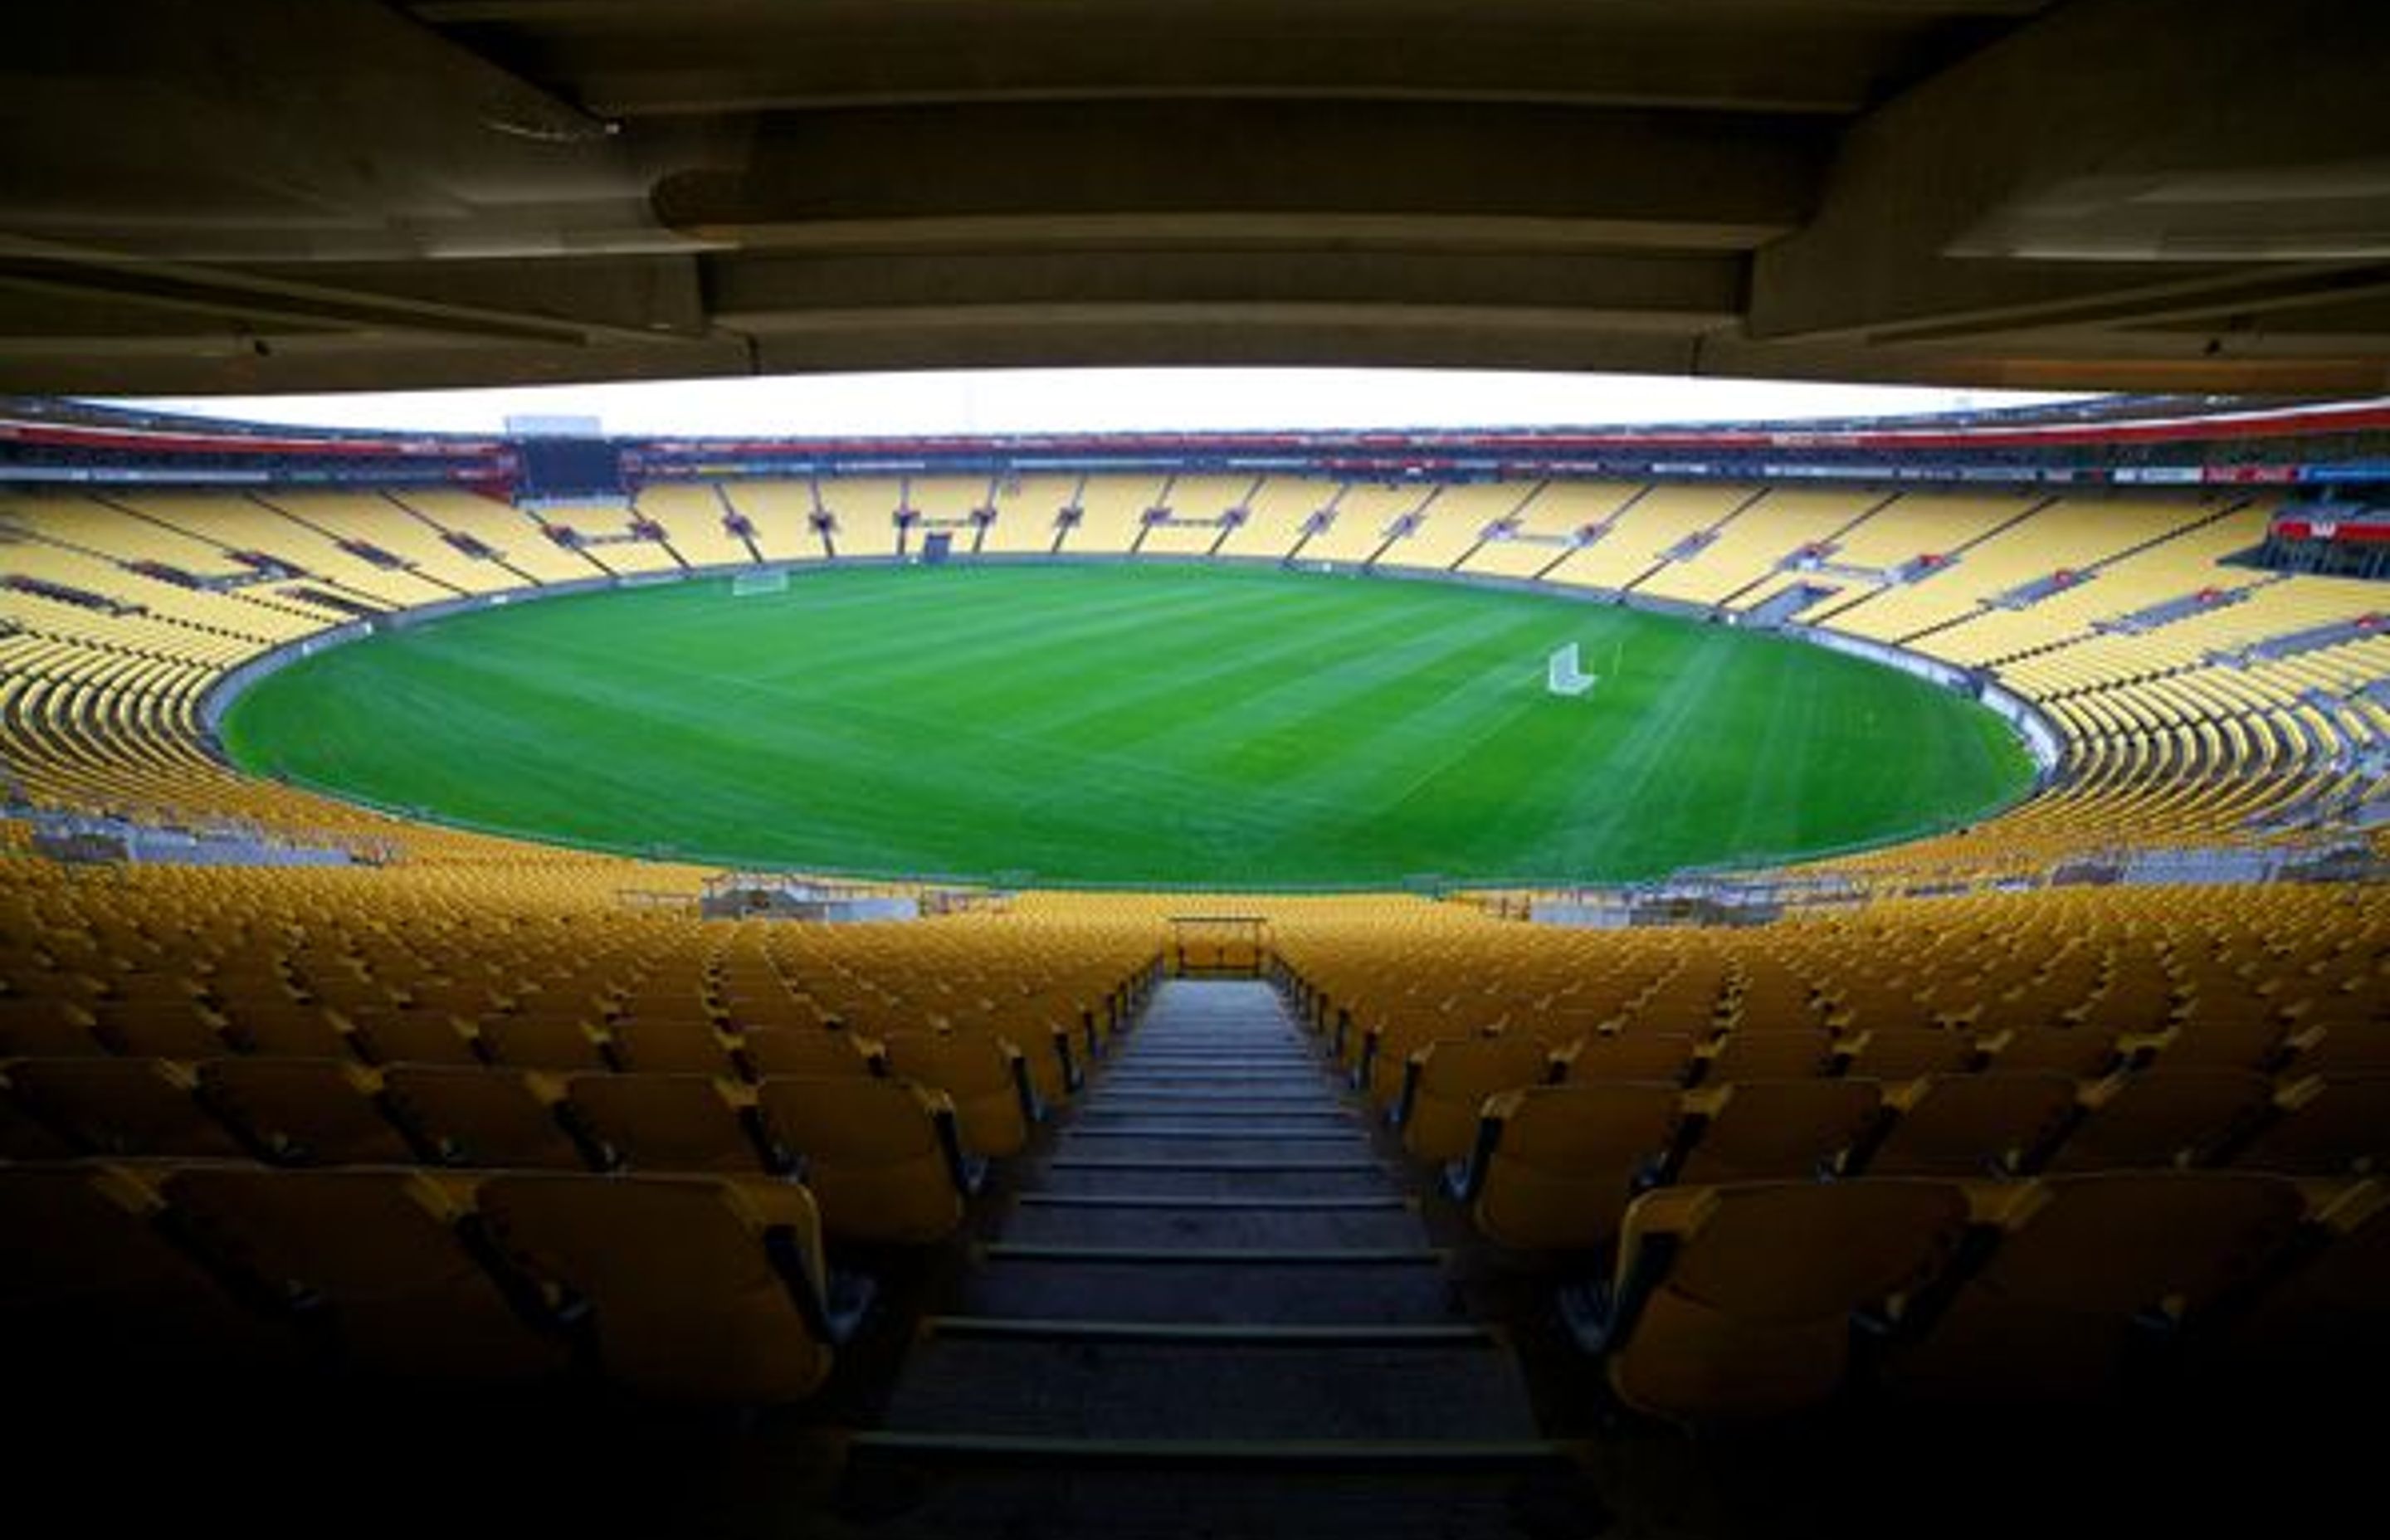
[5,0,2388,397]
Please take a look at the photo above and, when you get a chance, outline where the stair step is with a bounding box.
[879,1338,1537,1441]
[1046,1156,1383,1172]
[1000,1202,1426,1249]
[1064,1127,1359,1142]
[847,1430,1573,1469]
[963,1255,1450,1323]
[1072,1106,1353,1123]
[1098,1077,1315,1090]
[1013,1192,1407,1211]
[1031,1164,1398,1199]
[983,1243,1443,1265]
[924,1317,1495,1346]
[1084,1091,1340,1106]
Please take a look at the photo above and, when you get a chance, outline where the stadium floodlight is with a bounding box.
[1548,641,1597,697]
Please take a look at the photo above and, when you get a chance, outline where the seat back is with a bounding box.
[754,1075,963,1242]
[163,1164,567,1382]
[1861,1072,2079,1177]
[476,1172,836,1403]
[1675,1078,1883,1184]
[198,1058,419,1166]
[1402,1034,1551,1162]
[1605,1179,1972,1422]
[5,1056,246,1159]
[1473,1082,1681,1251]
[2046,1069,2271,1172]
[383,1065,588,1170]
[1890,1171,2308,1401]
[883,1030,1032,1157]
[566,1072,769,1174]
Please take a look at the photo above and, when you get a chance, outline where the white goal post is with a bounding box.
[731,568,791,597]
[1548,641,1597,697]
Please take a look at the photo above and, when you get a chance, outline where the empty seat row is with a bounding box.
[1440,1072,2386,1253]
[1368,1009,2388,1116]
[0,1159,870,1405]
[0,987,1094,1108]
[2,1058,988,1243]
[1572,1172,2387,1424]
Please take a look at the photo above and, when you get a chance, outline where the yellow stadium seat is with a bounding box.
[880,1028,1038,1159]
[382,1064,592,1171]
[1853,1072,2080,1177]
[563,1072,774,1174]
[4,1056,246,1160]
[2227,1075,2388,1175]
[476,1171,865,1404]
[195,1057,421,1167]
[1459,1082,1685,1254]
[1,1161,300,1374]
[1885,1172,2308,1402]
[162,1163,571,1382]
[753,1075,977,1243]
[1578,1179,1973,1423]
[1552,1031,1700,1085]
[2043,1069,2274,1172]
[1671,1078,1885,1185]
[1397,1033,1553,1163]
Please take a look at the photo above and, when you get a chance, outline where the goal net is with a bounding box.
[731,568,791,597]
[1548,641,1597,697]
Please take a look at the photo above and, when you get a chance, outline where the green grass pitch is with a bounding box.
[220,563,2037,888]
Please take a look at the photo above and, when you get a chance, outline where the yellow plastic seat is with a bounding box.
[1673,1078,1884,1185]
[1585,1179,1973,1423]
[606,1015,741,1077]
[1698,1029,1837,1084]
[2044,1069,2273,1172]
[383,1065,590,1171]
[1984,1026,2123,1078]
[1398,1034,1553,1163]
[1841,1027,1982,1080]
[3,1055,246,1160]
[0,1161,300,1373]
[93,992,232,1060]
[1886,1171,2309,1402]
[340,1007,481,1067]
[476,1171,856,1404]
[0,993,109,1057]
[196,1057,420,1167]
[1462,1082,1684,1254]
[222,999,361,1060]
[2216,1182,2388,1384]
[564,1072,772,1174]
[163,1163,570,1382]
[475,1014,613,1072]
[1553,1031,1699,1085]
[753,1075,974,1243]
[1856,1072,2079,1177]
[2227,1075,2388,1175]
[881,1028,1036,1158]
[740,1026,881,1079]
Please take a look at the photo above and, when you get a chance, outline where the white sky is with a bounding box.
[107,368,2092,437]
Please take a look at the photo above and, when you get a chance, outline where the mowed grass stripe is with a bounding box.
[222,563,2037,885]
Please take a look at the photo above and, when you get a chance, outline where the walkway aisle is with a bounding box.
[843,979,1583,1538]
